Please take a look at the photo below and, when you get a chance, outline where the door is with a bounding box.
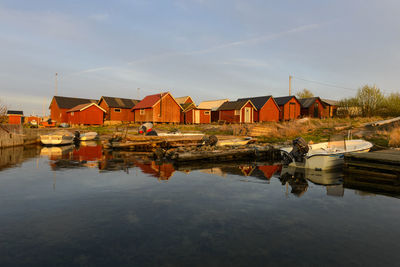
[289,103,296,119]
[194,110,200,124]
[314,103,319,118]
[244,107,251,123]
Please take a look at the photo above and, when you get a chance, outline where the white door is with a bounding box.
[244,107,251,123]
[194,110,200,124]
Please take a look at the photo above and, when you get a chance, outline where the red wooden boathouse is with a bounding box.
[237,96,280,122]
[274,96,301,121]
[217,100,256,123]
[66,103,106,125]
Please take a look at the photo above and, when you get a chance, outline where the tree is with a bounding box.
[296,88,314,98]
[355,85,384,117]
[0,99,7,123]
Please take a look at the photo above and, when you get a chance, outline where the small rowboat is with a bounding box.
[40,131,75,146]
[79,131,98,141]
[216,137,253,146]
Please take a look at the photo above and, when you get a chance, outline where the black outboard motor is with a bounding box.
[282,137,309,164]
[74,131,80,140]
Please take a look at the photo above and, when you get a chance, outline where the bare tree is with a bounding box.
[296,88,314,98]
[356,85,384,117]
[0,99,7,123]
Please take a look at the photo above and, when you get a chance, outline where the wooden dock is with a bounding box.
[344,150,400,195]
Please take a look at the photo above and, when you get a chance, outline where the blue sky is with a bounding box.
[1,0,399,115]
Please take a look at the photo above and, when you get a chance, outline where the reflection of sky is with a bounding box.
[1,153,400,265]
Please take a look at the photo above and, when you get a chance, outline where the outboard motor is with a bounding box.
[74,131,80,140]
[138,122,154,134]
[282,137,309,165]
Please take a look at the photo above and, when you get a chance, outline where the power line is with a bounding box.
[293,76,395,94]
[293,76,357,91]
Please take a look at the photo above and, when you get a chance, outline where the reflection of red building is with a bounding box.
[73,144,102,161]
[134,160,175,180]
[258,165,282,179]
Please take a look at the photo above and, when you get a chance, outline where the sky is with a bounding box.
[1,0,400,115]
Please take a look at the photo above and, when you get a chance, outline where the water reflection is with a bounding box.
[2,143,400,199]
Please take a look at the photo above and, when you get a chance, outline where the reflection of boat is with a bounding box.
[217,137,252,146]
[40,131,75,145]
[40,145,74,158]
[281,139,373,170]
[281,166,342,185]
[79,131,98,141]
[280,166,344,197]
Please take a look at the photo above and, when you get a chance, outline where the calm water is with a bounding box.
[0,144,400,266]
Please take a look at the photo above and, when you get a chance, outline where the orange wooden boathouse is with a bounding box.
[132,92,182,123]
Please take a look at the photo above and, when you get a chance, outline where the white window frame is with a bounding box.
[140,109,145,115]
[71,112,74,116]
[234,110,240,115]
[114,108,121,113]
[204,111,210,115]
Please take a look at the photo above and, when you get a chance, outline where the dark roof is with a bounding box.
[321,99,338,106]
[7,110,23,115]
[299,97,326,108]
[218,100,253,111]
[52,96,97,109]
[274,96,297,106]
[237,95,273,110]
[100,96,140,109]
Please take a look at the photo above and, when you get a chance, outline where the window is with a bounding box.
[204,111,210,115]
[234,110,240,115]
[114,108,121,112]
[71,112,74,116]
[140,109,145,115]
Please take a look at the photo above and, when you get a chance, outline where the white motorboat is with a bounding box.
[281,138,373,170]
[40,131,75,146]
[79,131,98,141]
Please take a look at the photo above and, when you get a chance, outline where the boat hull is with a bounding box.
[40,134,74,146]
[281,139,372,170]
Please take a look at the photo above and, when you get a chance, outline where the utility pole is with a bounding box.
[289,75,292,96]
[55,73,58,96]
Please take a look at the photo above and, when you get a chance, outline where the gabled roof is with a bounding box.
[99,96,140,109]
[132,92,182,110]
[180,102,196,111]
[299,97,326,108]
[51,96,97,109]
[7,110,23,115]
[67,103,107,113]
[237,95,278,110]
[274,96,298,106]
[218,100,257,111]
[175,96,193,105]
[321,99,338,106]
[197,99,229,111]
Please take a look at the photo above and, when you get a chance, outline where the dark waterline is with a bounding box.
[0,145,399,266]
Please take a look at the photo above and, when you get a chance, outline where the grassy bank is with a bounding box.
[67,117,400,148]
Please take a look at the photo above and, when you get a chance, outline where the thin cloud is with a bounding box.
[186,23,320,55]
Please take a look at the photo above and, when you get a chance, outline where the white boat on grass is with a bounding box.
[281,139,373,170]
[40,131,75,146]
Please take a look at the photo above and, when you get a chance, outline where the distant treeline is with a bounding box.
[338,85,400,117]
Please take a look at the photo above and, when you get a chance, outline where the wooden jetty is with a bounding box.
[169,145,281,162]
[344,150,400,195]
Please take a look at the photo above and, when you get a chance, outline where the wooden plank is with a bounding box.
[345,161,400,173]
[344,168,399,181]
